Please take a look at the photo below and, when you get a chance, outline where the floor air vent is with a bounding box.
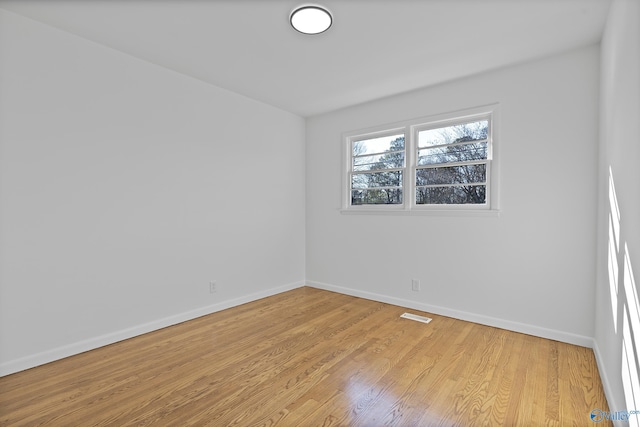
[400,313,432,324]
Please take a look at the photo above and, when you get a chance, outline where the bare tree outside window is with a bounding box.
[416,121,489,205]
[351,134,405,205]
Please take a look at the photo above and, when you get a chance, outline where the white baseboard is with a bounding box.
[0,281,305,377]
[592,340,628,426]
[306,280,594,348]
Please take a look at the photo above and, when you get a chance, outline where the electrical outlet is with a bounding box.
[209,281,217,293]
[412,279,420,292]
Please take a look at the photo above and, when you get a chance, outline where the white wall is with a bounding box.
[0,9,306,374]
[306,45,600,345]
[594,0,640,415]
[0,3,621,392]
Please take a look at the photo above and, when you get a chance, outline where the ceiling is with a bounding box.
[0,0,612,117]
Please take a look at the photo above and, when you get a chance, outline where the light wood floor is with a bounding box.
[0,287,610,426]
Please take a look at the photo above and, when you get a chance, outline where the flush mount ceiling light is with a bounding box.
[290,5,332,35]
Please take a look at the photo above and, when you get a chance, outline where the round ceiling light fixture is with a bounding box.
[290,5,332,35]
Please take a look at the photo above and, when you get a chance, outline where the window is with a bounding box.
[342,105,499,214]
[351,131,405,206]
[415,120,489,205]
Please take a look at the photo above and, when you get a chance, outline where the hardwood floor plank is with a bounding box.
[0,287,611,426]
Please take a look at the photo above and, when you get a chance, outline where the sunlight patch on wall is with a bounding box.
[607,166,640,416]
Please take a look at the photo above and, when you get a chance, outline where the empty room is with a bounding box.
[0,0,638,425]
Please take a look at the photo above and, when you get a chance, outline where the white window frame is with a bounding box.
[341,104,500,216]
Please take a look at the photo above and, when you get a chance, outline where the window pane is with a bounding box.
[416,164,486,186]
[353,134,405,156]
[352,170,402,189]
[354,151,405,171]
[418,141,487,166]
[416,185,486,205]
[352,188,403,205]
[418,120,488,148]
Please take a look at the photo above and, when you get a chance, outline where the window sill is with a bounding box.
[339,208,501,217]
